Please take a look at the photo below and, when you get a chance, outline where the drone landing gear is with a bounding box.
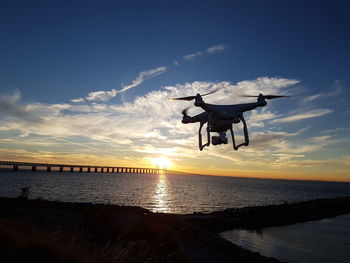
[198,121,210,151]
[198,114,250,151]
[230,114,249,151]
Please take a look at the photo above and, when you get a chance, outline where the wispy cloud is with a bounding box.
[270,109,333,123]
[85,89,118,102]
[71,97,85,103]
[183,51,203,61]
[206,43,228,54]
[72,66,167,103]
[302,93,324,103]
[183,43,229,61]
[302,80,343,103]
[119,66,167,93]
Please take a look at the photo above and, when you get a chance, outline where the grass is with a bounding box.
[5,196,348,262]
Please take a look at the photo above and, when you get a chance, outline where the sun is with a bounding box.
[151,157,172,169]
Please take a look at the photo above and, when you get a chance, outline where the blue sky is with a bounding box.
[1,0,349,181]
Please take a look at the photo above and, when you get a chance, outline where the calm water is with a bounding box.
[221,214,350,263]
[0,170,350,214]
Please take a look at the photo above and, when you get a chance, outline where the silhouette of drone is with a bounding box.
[169,90,289,151]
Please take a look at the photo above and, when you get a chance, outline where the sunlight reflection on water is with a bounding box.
[153,173,171,213]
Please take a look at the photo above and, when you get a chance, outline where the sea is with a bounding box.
[1,171,350,263]
[0,170,349,214]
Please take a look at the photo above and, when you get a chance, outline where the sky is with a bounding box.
[0,0,349,182]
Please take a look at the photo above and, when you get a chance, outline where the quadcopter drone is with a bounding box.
[169,91,289,151]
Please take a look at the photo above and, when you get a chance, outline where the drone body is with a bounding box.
[170,93,288,151]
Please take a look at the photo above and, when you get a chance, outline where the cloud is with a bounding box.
[72,66,167,102]
[301,80,343,103]
[302,93,324,103]
[0,77,296,143]
[183,43,229,61]
[86,89,118,102]
[247,109,279,127]
[120,66,167,93]
[206,44,228,54]
[183,51,203,61]
[270,109,333,123]
[70,97,85,103]
[3,76,344,172]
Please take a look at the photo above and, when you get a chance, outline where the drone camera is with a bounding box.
[212,135,228,145]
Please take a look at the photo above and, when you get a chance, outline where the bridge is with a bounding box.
[0,161,188,175]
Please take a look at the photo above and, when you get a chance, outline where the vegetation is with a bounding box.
[2,196,349,263]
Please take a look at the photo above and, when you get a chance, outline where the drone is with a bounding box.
[169,91,289,151]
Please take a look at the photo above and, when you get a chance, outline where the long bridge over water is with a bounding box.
[0,161,188,175]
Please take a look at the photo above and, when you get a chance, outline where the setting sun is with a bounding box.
[151,157,172,169]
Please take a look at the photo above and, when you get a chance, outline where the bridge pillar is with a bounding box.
[107,168,109,173]
[47,166,51,172]
[59,166,63,172]
[112,168,115,173]
[79,167,83,173]
[70,167,74,172]
[87,167,91,173]
[13,164,18,171]
[32,166,37,172]
[94,167,97,173]
[101,168,104,173]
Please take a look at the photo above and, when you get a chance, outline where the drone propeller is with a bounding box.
[168,88,219,101]
[242,94,290,100]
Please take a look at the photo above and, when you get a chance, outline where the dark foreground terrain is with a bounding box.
[1,196,350,263]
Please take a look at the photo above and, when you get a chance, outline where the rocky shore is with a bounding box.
[182,196,350,232]
[1,196,349,263]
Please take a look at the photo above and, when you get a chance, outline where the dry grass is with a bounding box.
[0,219,102,263]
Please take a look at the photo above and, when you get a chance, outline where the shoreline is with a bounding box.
[1,196,350,262]
[182,196,350,232]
